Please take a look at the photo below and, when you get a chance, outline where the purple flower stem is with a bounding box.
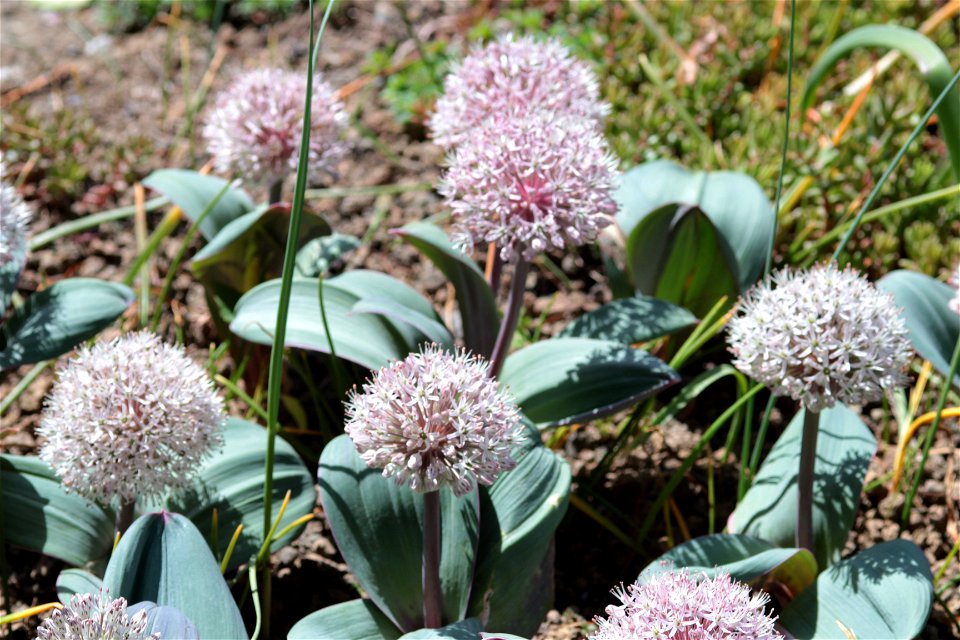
[422,490,443,628]
[269,179,283,206]
[488,258,529,379]
[116,500,135,536]
[486,244,503,298]
[796,409,820,554]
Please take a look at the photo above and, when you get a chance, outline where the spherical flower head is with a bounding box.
[429,33,610,149]
[439,109,618,263]
[728,263,912,412]
[949,263,960,316]
[203,68,348,186]
[0,167,32,269]
[344,344,522,496]
[38,589,158,640]
[38,331,226,506]
[590,569,783,640]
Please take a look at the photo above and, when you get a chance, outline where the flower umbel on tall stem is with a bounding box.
[429,33,609,149]
[344,345,522,626]
[38,331,226,533]
[590,568,783,640]
[727,263,912,552]
[440,109,618,265]
[345,344,522,497]
[203,68,348,194]
[37,589,159,640]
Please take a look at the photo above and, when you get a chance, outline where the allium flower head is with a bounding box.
[590,569,783,640]
[38,589,158,640]
[38,331,226,505]
[439,110,618,262]
[728,263,912,412]
[203,68,348,186]
[0,166,32,269]
[429,33,609,149]
[344,345,522,496]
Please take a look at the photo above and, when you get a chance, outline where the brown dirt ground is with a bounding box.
[1,2,957,638]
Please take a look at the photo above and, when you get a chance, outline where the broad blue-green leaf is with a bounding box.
[231,275,421,370]
[0,279,133,370]
[616,160,775,291]
[400,619,484,640]
[879,270,959,387]
[102,512,246,639]
[353,298,454,347]
[333,270,446,353]
[625,204,740,317]
[780,539,933,639]
[128,602,200,640]
[289,599,401,640]
[191,205,331,326]
[645,534,817,597]
[1,454,114,566]
[559,296,697,344]
[161,417,314,571]
[802,25,960,179]
[319,435,479,632]
[395,222,499,357]
[481,635,527,640]
[731,405,876,568]
[296,232,361,277]
[468,446,571,635]
[56,569,104,604]
[500,337,679,427]
[142,169,254,241]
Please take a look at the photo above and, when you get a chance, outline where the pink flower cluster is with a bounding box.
[590,569,783,640]
[344,345,522,496]
[440,110,618,262]
[203,68,348,186]
[433,35,617,262]
[429,33,609,149]
[39,331,226,505]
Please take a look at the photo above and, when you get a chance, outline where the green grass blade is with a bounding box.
[831,69,960,263]
[803,24,960,179]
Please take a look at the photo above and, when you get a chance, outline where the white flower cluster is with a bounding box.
[0,164,31,269]
[590,569,783,640]
[39,331,226,505]
[728,263,912,412]
[344,345,522,496]
[38,590,158,640]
